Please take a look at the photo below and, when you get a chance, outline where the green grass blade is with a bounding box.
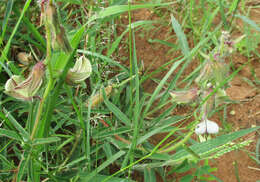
[170,14,190,56]
[87,3,174,23]
[80,151,126,181]
[1,0,14,40]
[2,108,30,141]
[16,150,31,182]
[235,14,260,32]
[103,90,131,126]
[0,0,32,72]
[142,59,183,118]
[13,7,46,49]
[32,137,61,145]
[144,168,156,182]
[0,128,22,141]
[218,0,229,30]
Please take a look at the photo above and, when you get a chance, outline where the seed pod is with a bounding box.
[17,52,33,65]
[86,85,113,108]
[170,88,199,104]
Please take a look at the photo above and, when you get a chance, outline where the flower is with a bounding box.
[4,62,45,101]
[170,88,199,104]
[66,56,92,85]
[195,118,219,135]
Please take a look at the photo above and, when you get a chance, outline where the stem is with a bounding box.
[30,80,53,139]
[30,16,54,140]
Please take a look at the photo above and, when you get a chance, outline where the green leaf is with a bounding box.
[144,168,156,182]
[33,137,61,145]
[16,150,31,182]
[0,154,15,169]
[80,151,126,181]
[107,20,156,57]
[0,128,21,141]
[170,14,190,57]
[13,7,46,50]
[81,174,133,182]
[1,0,14,39]
[180,174,194,182]
[56,0,82,4]
[133,127,260,169]
[173,127,260,161]
[235,14,260,32]
[103,89,131,126]
[0,0,32,72]
[2,108,30,142]
[87,3,174,23]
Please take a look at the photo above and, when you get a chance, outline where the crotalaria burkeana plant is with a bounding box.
[2,1,92,181]
[170,31,234,137]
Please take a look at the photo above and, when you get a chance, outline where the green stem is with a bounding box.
[128,0,133,107]
[30,18,54,140]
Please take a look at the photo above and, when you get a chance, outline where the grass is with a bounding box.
[0,0,260,181]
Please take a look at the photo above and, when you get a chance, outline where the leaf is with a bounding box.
[107,20,156,57]
[103,89,132,126]
[81,174,133,182]
[80,151,126,181]
[0,128,21,141]
[16,150,31,182]
[33,137,61,145]
[235,14,260,32]
[180,175,194,182]
[170,14,190,56]
[133,127,260,169]
[13,7,46,49]
[87,3,174,23]
[1,0,14,39]
[144,168,156,182]
[2,108,30,142]
[56,0,82,4]
[0,0,32,72]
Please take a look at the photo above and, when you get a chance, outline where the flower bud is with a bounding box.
[170,88,199,104]
[66,56,92,85]
[219,31,234,56]
[45,2,72,53]
[195,118,219,135]
[17,52,33,65]
[4,62,45,101]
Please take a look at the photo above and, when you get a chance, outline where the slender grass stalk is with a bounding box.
[103,125,191,182]
[128,0,133,107]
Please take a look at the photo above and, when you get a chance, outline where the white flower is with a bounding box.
[66,56,92,85]
[4,62,45,101]
[195,119,219,135]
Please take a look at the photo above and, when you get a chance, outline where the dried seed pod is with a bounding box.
[86,85,113,108]
[170,88,199,104]
[17,52,33,65]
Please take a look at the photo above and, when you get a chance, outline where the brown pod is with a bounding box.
[86,85,113,108]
